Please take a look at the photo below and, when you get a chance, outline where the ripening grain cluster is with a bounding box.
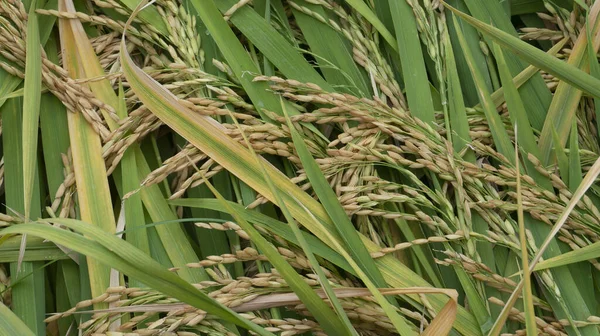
[1,0,600,335]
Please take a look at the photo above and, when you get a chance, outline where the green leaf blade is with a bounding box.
[22,0,43,219]
[389,0,435,125]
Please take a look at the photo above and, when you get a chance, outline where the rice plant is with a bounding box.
[1,0,600,335]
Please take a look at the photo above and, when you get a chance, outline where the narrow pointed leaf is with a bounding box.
[445,32,472,155]
[486,37,567,111]
[232,112,357,335]
[291,1,370,96]
[587,12,600,141]
[283,105,388,290]
[111,0,168,34]
[191,0,332,113]
[169,198,352,272]
[39,34,70,201]
[461,0,552,128]
[552,127,570,184]
[445,33,492,331]
[0,0,58,110]
[262,175,359,336]
[2,94,45,335]
[514,123,536,336]
[534,240,600,271]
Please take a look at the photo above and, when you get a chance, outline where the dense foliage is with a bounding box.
[2,0,600,335]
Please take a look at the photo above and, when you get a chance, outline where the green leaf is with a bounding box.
[118,83,150,288]
[58,0,114,301]
[9,262,45,336]
[535,239,600,271]
[264,172,359,335]
[588,12,600,142]
[192,0,332,110]
[444,38,491,332]
[21,0,42,220]
[61,0,208,284]
[120,10,482,333]
[445,0,493,106]
[486,38,567,110]
[186,183,235,271]
[0,0,58,110]
[537,4,600,164]
[514,118,536,336]
[568,121,582,191]
[281,105,428,335]
[447,3,600,99]
[444,30,473,156]
[112,0,168,35]
[489,156,600,335]
[39,34,70,200]
[344,0,397,51]
[284,105,388,290]
[55,261,77,335]
[1,221,274,336]
[290,0,370,96]
[201,173,349,336]
[128,151,208,282]
[170,198,353,273]
[0,236,66,262]
[389,0,435,125]
[552,127,570,184]
[453,17,514,161]
[2,94,45,335]
[231,109,357,334]
[0,302,35,336]
[493,42,548,186]
[460,0,552,129]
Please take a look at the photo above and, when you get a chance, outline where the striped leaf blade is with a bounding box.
[0,302,35,336]
[117,83,150,288]
[58,0,114,303]
[389,0,435,125]
[2,95,45,335]
[22,0,42,220]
